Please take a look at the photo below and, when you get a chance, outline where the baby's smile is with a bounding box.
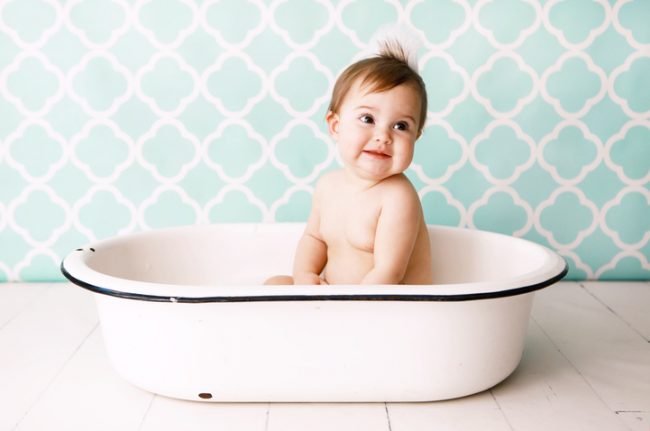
[362,149,392,159]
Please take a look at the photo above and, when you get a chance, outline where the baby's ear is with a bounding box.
[415,123,425,140]
[325,111,339,138]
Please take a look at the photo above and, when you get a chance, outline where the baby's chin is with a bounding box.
[351,164,403,182]
[363,157,411,175]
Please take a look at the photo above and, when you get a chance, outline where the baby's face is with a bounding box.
[327,81,422,182]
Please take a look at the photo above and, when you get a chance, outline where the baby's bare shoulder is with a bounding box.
[380,174,419,201]
[314,170,342,194]
[377,175,422,226]
[317,170,341,185]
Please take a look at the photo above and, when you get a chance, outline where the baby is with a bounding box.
[266,40,433,285]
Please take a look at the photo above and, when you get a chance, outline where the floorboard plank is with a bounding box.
[491,319,629,431]
[617,411,650,431]
[15,328,153,431]
[266,403,389,431]
[583,282,650,342]
[532,282,650,413]
[387,391,512,431]
[140,397,268,431]
[0,284,98,431]
[0,283,49,330]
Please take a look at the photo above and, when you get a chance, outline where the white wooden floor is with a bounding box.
[1,281,648,431]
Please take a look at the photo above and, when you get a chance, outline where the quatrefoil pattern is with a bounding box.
[0,0,648,281]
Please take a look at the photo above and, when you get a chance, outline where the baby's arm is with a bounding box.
[292,181,327,285]
[361,179,421,285]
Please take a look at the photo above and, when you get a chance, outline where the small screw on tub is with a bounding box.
[198,393,212,400]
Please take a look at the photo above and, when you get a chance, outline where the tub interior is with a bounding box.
[81,224,552,286]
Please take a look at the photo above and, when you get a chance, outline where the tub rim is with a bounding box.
[61,223,568,303]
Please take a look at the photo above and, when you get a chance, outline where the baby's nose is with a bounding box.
[374,129,392,144]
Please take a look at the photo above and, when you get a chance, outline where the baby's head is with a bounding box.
[328,40,427,134]
[326,40,428,181]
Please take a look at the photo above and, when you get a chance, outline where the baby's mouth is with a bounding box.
[363,149,391,159]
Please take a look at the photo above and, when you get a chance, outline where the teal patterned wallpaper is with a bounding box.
[0,0,649,282]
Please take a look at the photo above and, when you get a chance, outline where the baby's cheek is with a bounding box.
[339,141,361,158]
[397,152,415,171]
[336,146,355,167]
[398,143,415,160]
[406,143,415,159]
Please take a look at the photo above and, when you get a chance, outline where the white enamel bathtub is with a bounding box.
[61,223,567,402]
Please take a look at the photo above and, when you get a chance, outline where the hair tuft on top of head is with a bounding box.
[327,23,428,132]
[367,24,422,72]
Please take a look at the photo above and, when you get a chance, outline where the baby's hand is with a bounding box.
[294,273,322,285]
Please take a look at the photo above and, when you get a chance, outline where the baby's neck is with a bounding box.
[341,167,396,192]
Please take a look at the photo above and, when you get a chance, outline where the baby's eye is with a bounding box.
[393,121,409,131]
[359,114,374,124]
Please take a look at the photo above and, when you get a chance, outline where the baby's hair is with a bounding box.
[327,39,428,133]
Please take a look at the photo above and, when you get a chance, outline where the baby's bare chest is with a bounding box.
[319,194,381,253]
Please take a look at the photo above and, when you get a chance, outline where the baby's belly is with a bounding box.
[323,246,374,285]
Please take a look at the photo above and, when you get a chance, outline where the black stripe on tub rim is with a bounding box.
[60,261,568,303]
